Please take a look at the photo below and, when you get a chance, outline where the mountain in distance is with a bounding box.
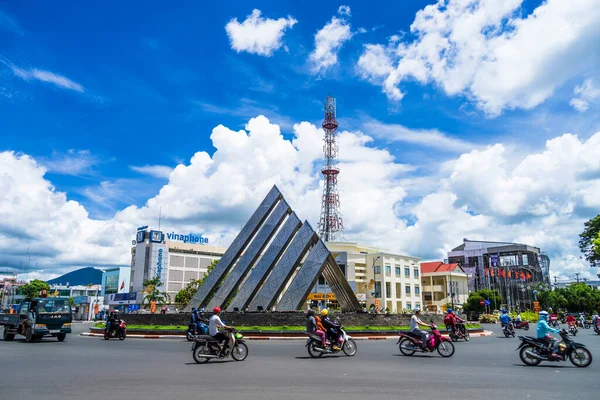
[46,267,103,286]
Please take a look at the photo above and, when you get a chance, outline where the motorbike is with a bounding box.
[594,323,600,335]
[305,326,357,358]
[187,320,209,341]
[397,323,455,357]
[577,319,591,329]
[191,328,248,363]
[513,321,529,331]
[447,323,470,342]
[104,319,126,340]
[549,316,559,328]
[517,329,592,368]
[502,323,515,338]
[568,324,578,336]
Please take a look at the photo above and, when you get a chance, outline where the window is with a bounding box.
[318,275,326,285]
[374,265,381,274]
[406,302,412,310]
[395,267,401,275]
[413,269,419,278]
[405,285,411,294]
[374,282,381,298]
[385,265,391,275]
[415,302,421,310]
[414,286,420,295]
[404,267,410,277]
[396,283,401,297]
[522,254,529,265]
[385,282,391,298]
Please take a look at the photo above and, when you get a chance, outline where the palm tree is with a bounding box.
[141,277,170,311]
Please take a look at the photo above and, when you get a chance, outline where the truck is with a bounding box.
[0,297,73,342]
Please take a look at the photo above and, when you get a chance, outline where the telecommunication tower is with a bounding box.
[318,95,344,242]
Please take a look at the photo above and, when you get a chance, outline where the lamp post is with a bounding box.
[372,255,381,312]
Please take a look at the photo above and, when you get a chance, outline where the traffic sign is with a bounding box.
[480,300,485,306]
[485,300,491,306]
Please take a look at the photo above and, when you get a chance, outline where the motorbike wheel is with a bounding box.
[584,322,591,329]
[569,347,592,368]
[519,345,541,366]
[399,339,416,356]
[464,331,470,341]
[449,333,458,342]
[343,339,357,356]
[231,342,248,361]
[511,331,515,338]
[103,332,110,340]
[307,341,324,358]
[187,332,194,342]
[504,330,510,338]
[437,341,455,357]
[119,332,126,341]
[192,343,212,364]
[524,325,529,331]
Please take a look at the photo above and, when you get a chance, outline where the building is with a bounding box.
[447,238,550,311]
[130,227,226,302]
[555,279,600,290]
[0,276,25,310]
[420,262,469,312]
[47,283,103,320]
[320,242,422,313]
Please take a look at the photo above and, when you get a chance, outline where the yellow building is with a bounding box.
[420,261,469,312]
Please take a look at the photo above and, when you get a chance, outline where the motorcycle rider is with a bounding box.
[578,312,585,327]
[209,307,233,355]
[453,310,466,335]
[499,309,512,332]
[410,309,431,350]
[537,310,561,359]
[306,309,327,347]
[566,312,576,329]
[443,309,456,334]
[515,312,522,324]
[190,308,199,334]
[106,311,116,336]
[320,309,342,351]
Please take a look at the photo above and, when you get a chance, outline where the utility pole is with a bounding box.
[575,273,580,284]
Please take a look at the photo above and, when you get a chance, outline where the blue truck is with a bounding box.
[0,297,73,342]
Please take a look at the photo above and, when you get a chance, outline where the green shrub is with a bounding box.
[510,311,538,323]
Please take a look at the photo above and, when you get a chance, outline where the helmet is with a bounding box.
[213,307,221,314]
[321,309,329,316]
[447,309,453,314]
[501,309,507,314]
[539,311,549,319]
[192,308,197,312]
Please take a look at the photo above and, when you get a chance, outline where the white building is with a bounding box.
[47,284,104,320]
[319,242,422,313]
[130,227,226,301]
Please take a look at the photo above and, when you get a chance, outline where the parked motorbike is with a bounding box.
[187,320,209,341]
[397,323,455,357]
[517,329,592,368]
[104,319,126,340]
[305,326,357,358]
[569,324,578,336]
[513,321,530,331]
[502,323,515,338]
[447,323,470,342]
[191,328,248,363]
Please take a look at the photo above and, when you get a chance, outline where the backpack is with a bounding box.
[443,314,454,325]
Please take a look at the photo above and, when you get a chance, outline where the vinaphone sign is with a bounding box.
[166,232,208,244]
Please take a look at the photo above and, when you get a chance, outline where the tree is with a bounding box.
[198,259,220,287]
[174,278,201,307]
[579,214,600,268]
[463,289,503,313]
[18,279,50,300]
[141,277,170,311]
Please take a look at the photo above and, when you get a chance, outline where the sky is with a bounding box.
[1,0,600,283]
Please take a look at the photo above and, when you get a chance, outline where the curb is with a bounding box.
[80,331,494,340]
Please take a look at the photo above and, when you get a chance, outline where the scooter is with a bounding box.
[517,329,592,367]
[448,323,470,342]
[191,328,248,363]
[502,323,516,338]
[513,321,530,331]
[569,324,578,336]
[305,326,357,358]
[397,323,455,357]
[104,319,126,340]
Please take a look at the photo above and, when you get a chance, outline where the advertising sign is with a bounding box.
[533,301,540,313]
[356,293,366,301]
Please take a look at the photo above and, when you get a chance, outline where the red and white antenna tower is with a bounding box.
[318,95,344,242]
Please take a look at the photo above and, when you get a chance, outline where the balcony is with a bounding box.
[423,285,444,292]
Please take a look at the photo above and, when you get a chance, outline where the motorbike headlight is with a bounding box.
[34,324,47,330]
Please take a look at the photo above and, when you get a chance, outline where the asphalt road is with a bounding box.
[1,322,598,400]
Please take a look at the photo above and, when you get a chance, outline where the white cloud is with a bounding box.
[338,5,351,17]
[40,149,98,175]
[362,120,476,153]
[225,9,297,56]
[570,79,600,113]
[1,116,599,282]
[357,27,367,34]
[12,66,85,92]
[310,16,353,74]
[356,0,600,115]
[130,165,173,179]
[0,10,23,35]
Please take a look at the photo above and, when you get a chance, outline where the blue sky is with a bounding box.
[1,1,600,280]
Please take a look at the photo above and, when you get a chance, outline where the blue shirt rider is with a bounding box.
[537,311,561,357]
[499,309,511,327]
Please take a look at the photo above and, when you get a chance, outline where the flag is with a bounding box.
[501,269,506,278]
[490,268,495,277]
[484,268,489,277]
[526,272,532,280]
[507,270,512,278]
[120,281,125,290]
[520,272,526,280]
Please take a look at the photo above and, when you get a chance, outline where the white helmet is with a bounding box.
[539,311,549,319]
